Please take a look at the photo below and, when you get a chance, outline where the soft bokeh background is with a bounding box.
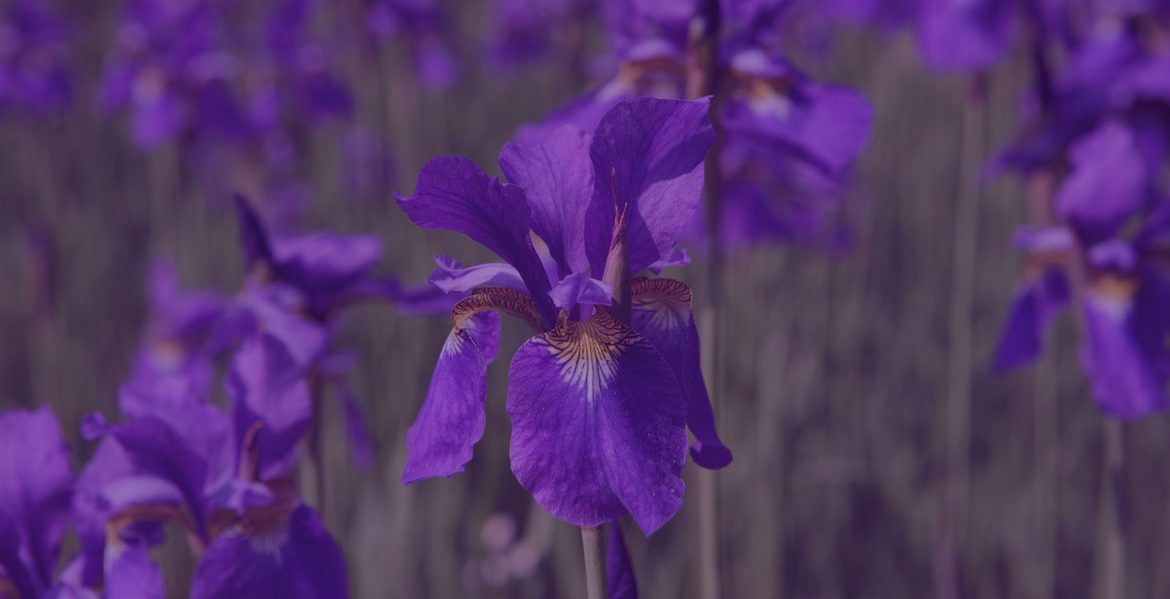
[3,3,1168,598]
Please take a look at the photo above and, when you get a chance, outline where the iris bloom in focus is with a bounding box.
[397,97,731,534]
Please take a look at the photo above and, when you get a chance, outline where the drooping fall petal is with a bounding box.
[191,503,347,599]
[507,310,687,534]
[402,299,504,484]
[630,278,732,469]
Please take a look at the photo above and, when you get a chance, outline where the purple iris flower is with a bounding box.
[261,0,353,126]
[98,0,248,148]
[397,97,732,534]
[485,0,592,69]
[713,48,873,250]
[74,332,348,598]
[362,0,459,90]
[234,196,392,467]
[994,121,1170,419]
[127,260,237,395]
[0,0,72,114]
[991,0,1170,420]
[992,16,1148,175]
[914,0,1015,72]
[0,407,73,599]
[785,0,1024,73]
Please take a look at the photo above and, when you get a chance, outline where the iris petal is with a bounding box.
[0,406,73,592]
[500,125,596,276]
[105,545,164,599]
[191,503,347,599]
[993,267,1071,371]
[586,97,715,275]
[402,309,501,484]
[226,334,312,480]
[630,278,732,469]
[1080,279,1168,419]
[396,155,557,327]
[508,310,687,534]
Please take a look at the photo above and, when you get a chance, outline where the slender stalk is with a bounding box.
[936,74,987,599]
[1027,171,1058,599]
[580,526,608,599]
[1094,420,1126,599]
[689,3,726,598]
[305,375,327,514]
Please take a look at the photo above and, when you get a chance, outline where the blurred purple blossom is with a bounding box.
[75,405,347,598]
[519,0,873,252]
[0,0,71,114]
[361,0,460,89]
[485,0,593,69]
[992,3,1170,419]
[396,97,732,535]
[0,407,73,598]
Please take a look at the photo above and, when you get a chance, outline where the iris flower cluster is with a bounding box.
[0,198,400,598]
[991,2,1170,418]
[97,0,402,225]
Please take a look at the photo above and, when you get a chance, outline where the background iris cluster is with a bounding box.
[2,0,1170,597]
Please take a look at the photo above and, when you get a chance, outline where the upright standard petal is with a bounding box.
[191,502,347,599]
[630,278,732,469]
[1056,121,1149,243]
[226,334,312,479]
[586,98,715,275]
[500,125,596,275]
[0,407,74,591]
[401,290,513,484]
[396,156,556,326]
[508,310,688,534]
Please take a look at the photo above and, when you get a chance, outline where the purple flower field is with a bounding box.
[1,0,1168,597]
